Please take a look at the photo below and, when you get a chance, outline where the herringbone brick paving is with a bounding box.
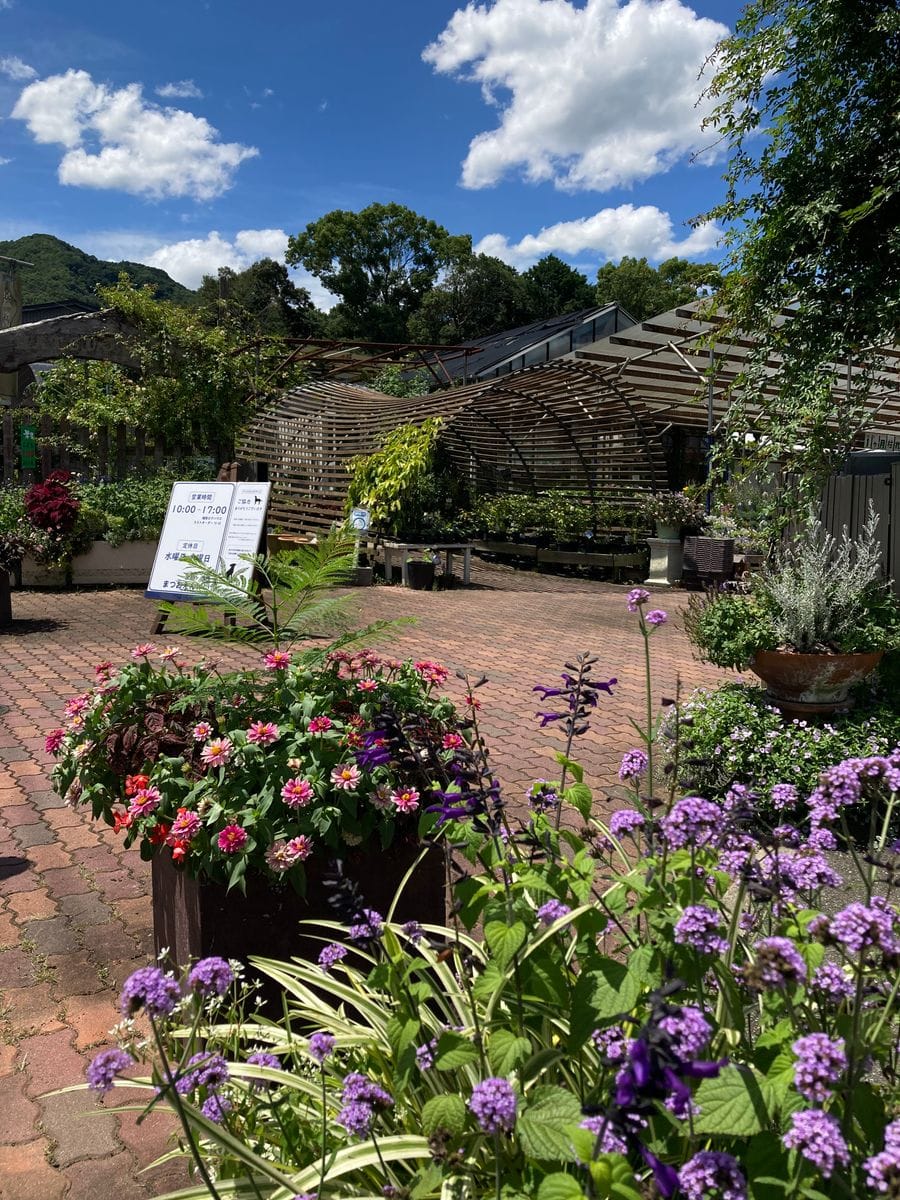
[0,564,728,1197]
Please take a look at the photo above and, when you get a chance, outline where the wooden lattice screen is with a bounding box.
[238,362,665,533]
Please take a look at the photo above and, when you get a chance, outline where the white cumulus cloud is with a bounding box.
[12,69,257,201]
[81,228,337,309]
[155,79,203,99]
[423,0,727,192]
[0,55,36,81]
[475,204,723,269]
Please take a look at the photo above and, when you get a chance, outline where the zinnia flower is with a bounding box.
[45,729,65,755]
[357,679,378,692]
[263,650,292,670]
[391,787,420,813]
[201,738,233,768]
[217,824,248,854]
[127,786,162,818]
[281,777,314,808]
[308,716,333,734]
[192,722,212,741]
[130,643,157,659]
[442,732,464,750]
[247,721,280,746]
[168,808,201,842]
[331,763,361,790]
[158,646,180,662]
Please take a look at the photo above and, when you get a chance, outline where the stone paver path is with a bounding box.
[0,565,728,1197]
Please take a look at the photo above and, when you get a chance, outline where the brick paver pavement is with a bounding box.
[0,564,729,1197]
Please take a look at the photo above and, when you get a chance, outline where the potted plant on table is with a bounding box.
[47,533,463,969]
[635,489,705,540]
[684,504,899,713]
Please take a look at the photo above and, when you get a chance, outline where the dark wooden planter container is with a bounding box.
[152,837,446,973]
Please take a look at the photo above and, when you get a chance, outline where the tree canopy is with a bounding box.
[596,256,723,323]
[286,203,466,342]
[520,255,595,320]
[195,258,322,339]
[407,251,528,344]
[699,0,900,504]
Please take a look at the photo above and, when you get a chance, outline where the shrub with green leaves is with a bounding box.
[663,679,900,810]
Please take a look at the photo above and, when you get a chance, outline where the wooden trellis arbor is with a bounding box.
[238,362,666,533]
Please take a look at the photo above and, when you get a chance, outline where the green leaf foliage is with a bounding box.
[421,1094,467,1137]
[517,1087,583,1161]
[692,1065,770,1136]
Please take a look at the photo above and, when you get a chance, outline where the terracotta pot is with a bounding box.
[750,648,884,715]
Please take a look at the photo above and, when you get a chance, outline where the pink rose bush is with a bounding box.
[49,645,464,889]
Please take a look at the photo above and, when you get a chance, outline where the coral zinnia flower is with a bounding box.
[201,738,232,768]
[247,721,279,746]
[330,764,361,791]
[263,650,292,670]
[308,716,333,734]
[217,824,248,853]
[281,777,314,808]
[391,788,420,813]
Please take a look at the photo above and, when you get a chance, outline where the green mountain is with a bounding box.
[0,233,195,307]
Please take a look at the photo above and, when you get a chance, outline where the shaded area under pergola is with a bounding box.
[238,363,667,533]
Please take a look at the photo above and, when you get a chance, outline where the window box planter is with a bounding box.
[20,540,157,588]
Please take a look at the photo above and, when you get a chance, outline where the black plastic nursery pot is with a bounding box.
[406,560,436,590]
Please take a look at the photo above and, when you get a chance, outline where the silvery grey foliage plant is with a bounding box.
[761,502,885,651]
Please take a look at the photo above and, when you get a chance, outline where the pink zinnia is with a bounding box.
[247,721,280,746]
[158,646,180,662]
[414,660,450,685]
[308,716,333,734]
[168,808,201,843]
[442,733,464,750]
[128,786,162,818]
[131,643,157,659]
[45,729,65,755]
[285,835,313,861]
[201,737,233,768]
[357,679,378,693]
[391,787,420,813]
[64,694,90,718]
[281,777,314,808]
[330,763,361,791]
[192,722,212,741]
[263,650,292,671]
[94,661,114,681]
[217,824,248,854]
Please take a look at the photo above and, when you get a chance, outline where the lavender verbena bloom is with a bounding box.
[810,961,854,1002]
[645,609,668,627]
[864,1119,900,1193]
[187,956,234,999]
[792,1034,846,1103]
[120,965,181,1018]
[591,1026,631,1065]
[537,899,571,925]
[674,905,729,955]
[781,851,843,893]
[808,758,867,827]
[782,1109,849,1178]
[318,943,348,971]
[657,1007,712,1060]
[341,1072,393,1109]
[86,1048,133,1095]
[627,587,650,612]
[618,749,649,781]
[829,899,900,957]
[175,1051,229,1095]
[661,796,725,850]
[415,1039,437,1071]
[745,937,807,991]
[201,1092,233,1123]
[770,782,799,810]
[679,1151,748,1200]
[609,809,646,839]
[579,1114,627,1154]
[308,1033,336,1064]
[469,1077,518,1133]
[401,920,424,943]
[348,909,384,943]
[246,1050,280,1090]
[337,1100,375,1137]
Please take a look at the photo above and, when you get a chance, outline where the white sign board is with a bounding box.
[348,507,370,532]
[145,481,271,601]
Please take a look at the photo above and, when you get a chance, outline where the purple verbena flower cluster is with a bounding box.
[678,1150,747,1200]
[536,899,571,925]
[86,1047,133,1095]
[782,1108,849,1178]
[415,1039,437,1071]
[308,1033,336,1064]
[120,965,181,1018]
[246,1050,280,1090]
[318,943,348,971]
[619,749,649,781]
[591,1025,631,1065]
[674,905,728,956]
[661,797,724,850]
[175,1051,229,1096]
[792,1034,846,1103]
[187,956,234,999]
[348,909,384,943]
[826,899,900,958]
[744,937,807,991]
[609,809,645,839]
[864,1118,900,1193]
[468,1077,518,1133]
[337,1073,394,1138]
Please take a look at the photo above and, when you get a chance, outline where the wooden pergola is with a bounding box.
[238,365,667,533]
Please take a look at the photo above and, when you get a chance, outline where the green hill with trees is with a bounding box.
[0,233,195,307]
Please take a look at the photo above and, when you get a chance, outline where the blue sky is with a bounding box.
[0,0,741,306]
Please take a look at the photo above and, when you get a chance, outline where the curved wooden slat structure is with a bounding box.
[238,362,666,532]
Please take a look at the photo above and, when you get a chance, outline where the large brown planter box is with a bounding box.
[20,540,156,588]
[152,837,447,973]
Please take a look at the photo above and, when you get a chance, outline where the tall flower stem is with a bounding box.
[318,1067,328,1197]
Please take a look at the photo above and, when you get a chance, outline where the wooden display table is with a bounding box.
[382,541,473,586]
